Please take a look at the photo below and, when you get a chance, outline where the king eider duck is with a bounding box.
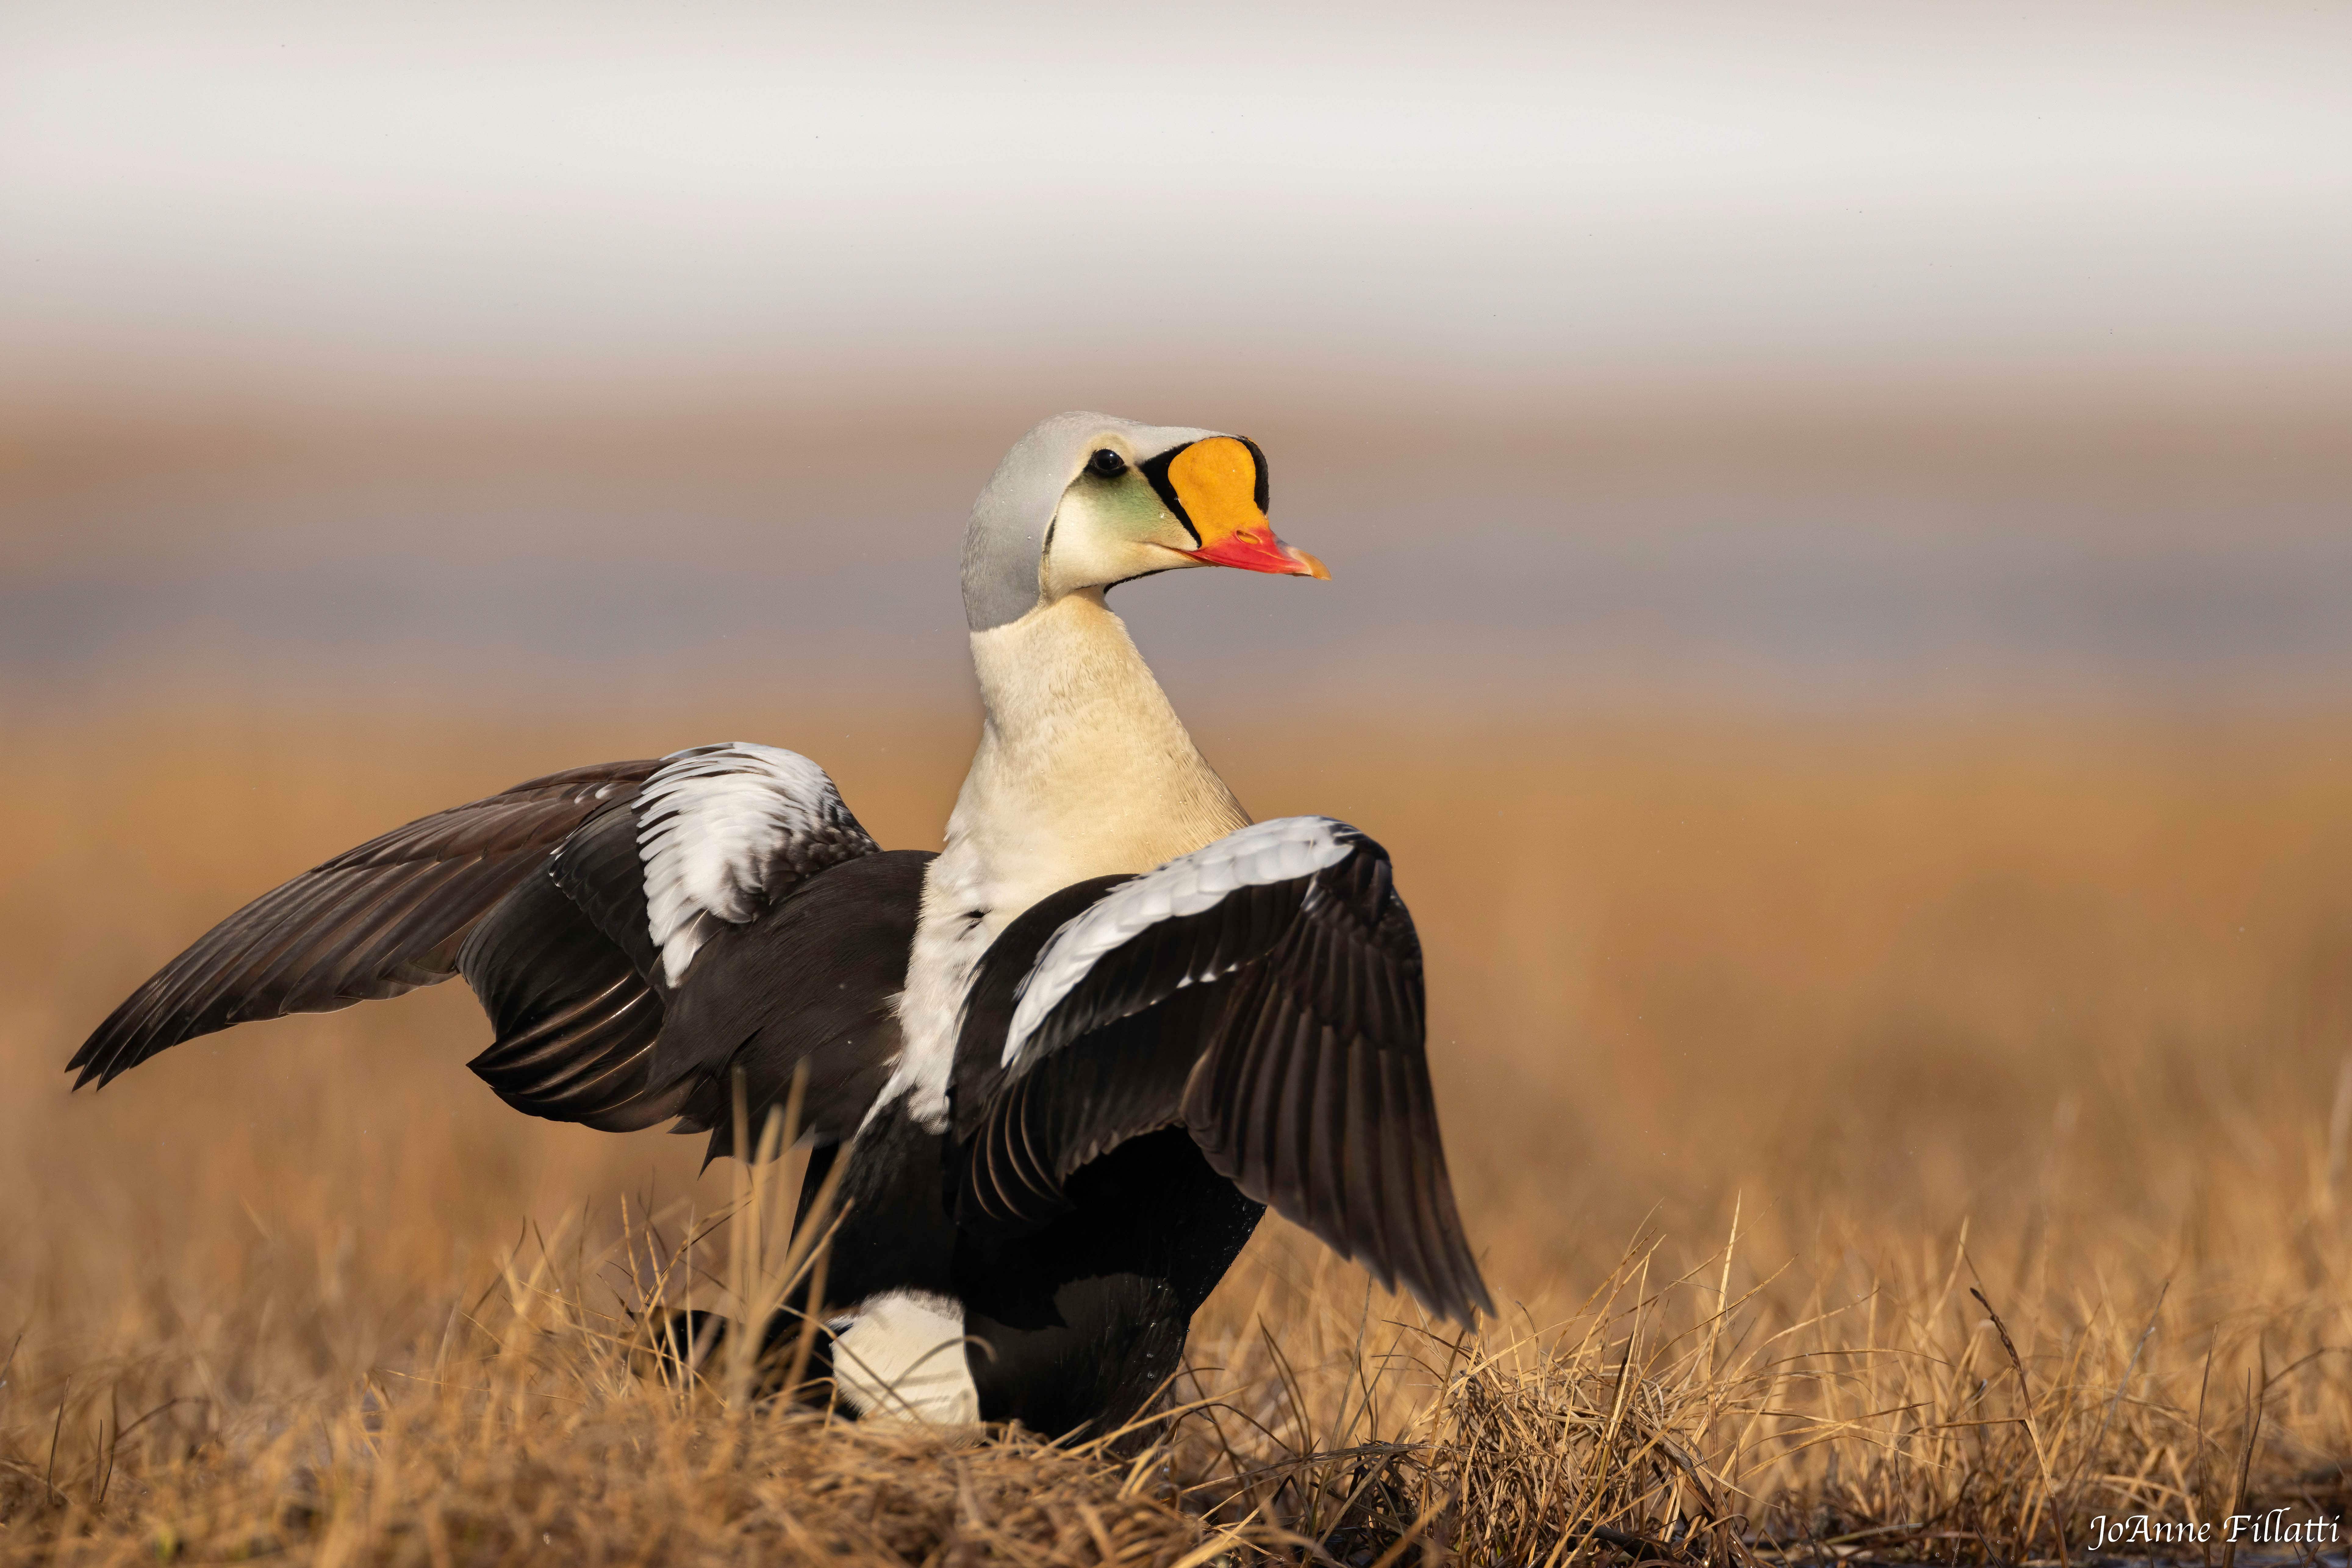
[67,412,1493,1438]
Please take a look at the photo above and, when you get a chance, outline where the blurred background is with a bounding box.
[5,0,2349,715]
[4,0,2351,1324]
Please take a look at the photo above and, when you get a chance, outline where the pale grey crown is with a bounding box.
[960,411,1220,632]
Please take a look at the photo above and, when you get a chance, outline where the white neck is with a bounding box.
[880,590,1248,1130]
[952,589,1247,899]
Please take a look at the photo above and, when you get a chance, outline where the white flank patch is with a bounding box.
[876,855,995,1132]
[829,1290,981,1424]
[1001,816,1354,1069]
[635,742,868,987]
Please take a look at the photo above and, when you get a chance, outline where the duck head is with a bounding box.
[962,411,1328,632]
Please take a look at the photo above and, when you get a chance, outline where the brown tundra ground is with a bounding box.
[2,701,2349,1566]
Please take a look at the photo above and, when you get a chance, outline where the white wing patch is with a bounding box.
[635,743,873,987]
[1001,816,1354,1069]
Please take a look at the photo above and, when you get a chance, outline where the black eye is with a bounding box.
[1086,447,1127,479]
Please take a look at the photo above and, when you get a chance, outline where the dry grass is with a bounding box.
[3,701,2350,1565]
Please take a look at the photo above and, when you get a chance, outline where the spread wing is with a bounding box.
[949,818,1493,1325]
[68,759,661,1090]
[70,743,902,1152]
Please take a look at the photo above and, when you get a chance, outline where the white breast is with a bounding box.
[875,593,1250,1130]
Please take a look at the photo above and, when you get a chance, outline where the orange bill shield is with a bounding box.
[1144,436,1330,579]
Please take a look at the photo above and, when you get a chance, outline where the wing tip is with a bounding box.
[65,1043,151,1093]
[1400,1258,1496,1330]
[65,1014,156,1093]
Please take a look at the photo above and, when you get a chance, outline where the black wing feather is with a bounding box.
[951,831,1493,1325]
[1184,857,1490,1318]
[69,748,917,1166]
[457,850,683,1131]
[543,803,667,986]
[69,759,661,1089]
[660,849,933,1163]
